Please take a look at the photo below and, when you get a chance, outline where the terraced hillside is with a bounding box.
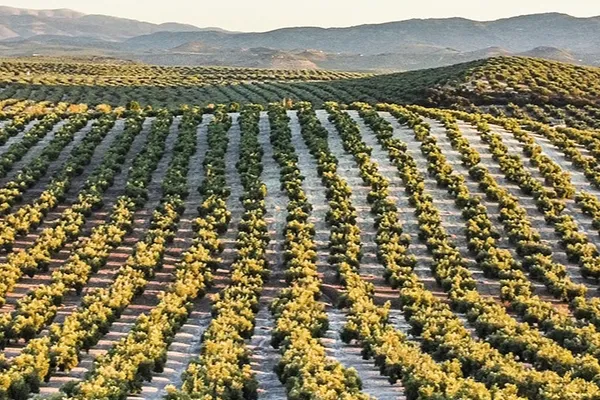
[0,100,598,400]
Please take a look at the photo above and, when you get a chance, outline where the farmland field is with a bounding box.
[0,57,599,400]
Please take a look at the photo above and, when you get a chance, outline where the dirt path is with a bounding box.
[1,117,154,361]
[375,113,497,299]
[18,119,94,206]
[343,112,444,302]
[131,115,220,400]
[38,117,182,394]
[531,129,594,158]
[364,113,479,333]
[0,119,128,317]
[0,119,69,188]
[154,114,244,395]
[247,112,288,400]
[419,116,564,305]
[50,118,155,324]
[451,120,597,292]
[0,118,93,266]
[316,111,409,315]
[0,119,38,157]
[291,111,406,400]
[489,123,600,251]
[51,119,125,210]
[214,113,244,302]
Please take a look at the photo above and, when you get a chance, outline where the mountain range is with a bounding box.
[1,6,599,71]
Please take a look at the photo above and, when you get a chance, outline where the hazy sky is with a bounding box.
[3,0,600,31]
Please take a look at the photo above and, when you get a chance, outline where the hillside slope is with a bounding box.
[331,56,600,107]
[0,55,599,116]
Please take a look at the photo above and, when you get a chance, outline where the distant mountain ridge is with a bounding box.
[1,7,600,71]
[0,6,221,41]
[123,12,600,54]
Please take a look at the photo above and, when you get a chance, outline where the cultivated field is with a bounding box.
[0,97,597,400]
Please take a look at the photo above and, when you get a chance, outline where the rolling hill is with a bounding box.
[330,56,600,107]
[0,55,598,116]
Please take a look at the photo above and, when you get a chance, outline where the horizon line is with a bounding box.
[1,5,599,34]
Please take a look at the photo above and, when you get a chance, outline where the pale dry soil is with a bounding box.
[292,110,406,400]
